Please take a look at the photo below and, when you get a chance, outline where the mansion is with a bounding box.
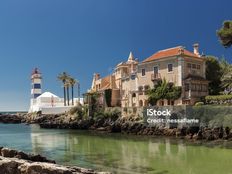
[89,43,209,110]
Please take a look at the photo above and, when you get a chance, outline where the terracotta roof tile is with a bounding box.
[143,46,200,63]
[100,75,111,90]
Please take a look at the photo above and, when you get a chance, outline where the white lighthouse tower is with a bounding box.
[29,68,42,112]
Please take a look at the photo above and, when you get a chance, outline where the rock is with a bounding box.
[19,113,232,143]
[0,148,55,164]
[165,128,177,136]
[186,126,199,135]
[110,122,121,133]
[96,127,107,131]
[0,114,24,124]
[1,148,18,158]
[203,129,215,141]
[0,156,109,174]
[185,134,192,140]
[0,148,110,174]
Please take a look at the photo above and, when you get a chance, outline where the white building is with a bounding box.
[28,68,83,114]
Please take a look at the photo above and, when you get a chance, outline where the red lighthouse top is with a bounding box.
[31,68,41,75]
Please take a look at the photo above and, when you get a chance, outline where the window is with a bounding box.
[192,84,197,91]
[160,100,164,106]
[33,94,41,98]
[144,85,150,94]
[171,100,175,105]
[144,85,150,91]
[138,86,143,95]
[154,66,159,74]
[33,84,41,89]
[187,63,191,68]
[142,68,146,76]
[132,93,136,98]
[197,64,200,69]
[144,100,148,107]
[185,84,190,91]
[192,64,197,69]
[138,86,143,91]
[168,64,173,72]
[168,100,175,105]
[131,74,136,80]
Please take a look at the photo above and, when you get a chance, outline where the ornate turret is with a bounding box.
[127,51,134,62]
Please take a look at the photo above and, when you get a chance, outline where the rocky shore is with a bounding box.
[2,112,232,142]
[0,147,110,174]
[0,113,25,124]
[24,113,232,142]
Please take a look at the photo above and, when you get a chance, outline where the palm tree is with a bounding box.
[57,72,70,106]
[65,81,70,106]
[221,68,232,94]
[68,77,77,106]
[147,79,181,106]
[220,59,232,94]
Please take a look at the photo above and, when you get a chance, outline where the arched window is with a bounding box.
[144,100,148,106]
[132,93,136,98]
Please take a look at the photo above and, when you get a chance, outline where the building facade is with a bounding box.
[121,44,208,108]
[89,43,208,112]
[90,52,138,107]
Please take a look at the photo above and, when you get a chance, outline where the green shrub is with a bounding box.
[94,108,121,121]
[123,107,128,113]
[94,109,105,120]
[205,95,232,105]
[195,102,204,106]
[69,106,84,119]
[189,105,232,128]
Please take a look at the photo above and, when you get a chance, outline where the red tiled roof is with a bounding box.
[100,75,111,90]
[143,46,200,63]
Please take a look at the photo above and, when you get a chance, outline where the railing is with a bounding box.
[151,73,161,81]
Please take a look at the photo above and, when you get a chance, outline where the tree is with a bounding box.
[65,81,70,106]
[217,20,232,48]
[147,79,181,106]
[220,58,232,93]
[57,72,70,106]
[205,56,223,95]
[68,77,77,106]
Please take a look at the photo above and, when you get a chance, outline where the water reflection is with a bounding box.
[28,124,232,174]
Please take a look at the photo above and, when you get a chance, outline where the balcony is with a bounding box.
[151,73,161,81]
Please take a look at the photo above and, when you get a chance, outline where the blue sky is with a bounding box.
[0,0,231,111]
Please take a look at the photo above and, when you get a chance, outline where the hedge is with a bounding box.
[205,95,232,105]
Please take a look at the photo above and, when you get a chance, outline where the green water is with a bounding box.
[0,124,232,174]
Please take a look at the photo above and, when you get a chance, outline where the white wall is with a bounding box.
[41,106,73,115]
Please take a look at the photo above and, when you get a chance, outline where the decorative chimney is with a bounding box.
[193,43,200,56]
[178,46,185,55]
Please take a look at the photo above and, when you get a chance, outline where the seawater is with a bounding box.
[0,123,232,174]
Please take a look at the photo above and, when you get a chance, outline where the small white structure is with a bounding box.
[28,68,83,114]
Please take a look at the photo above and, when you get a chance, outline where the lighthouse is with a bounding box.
[28,68,83,114]
[29,68,42,112]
